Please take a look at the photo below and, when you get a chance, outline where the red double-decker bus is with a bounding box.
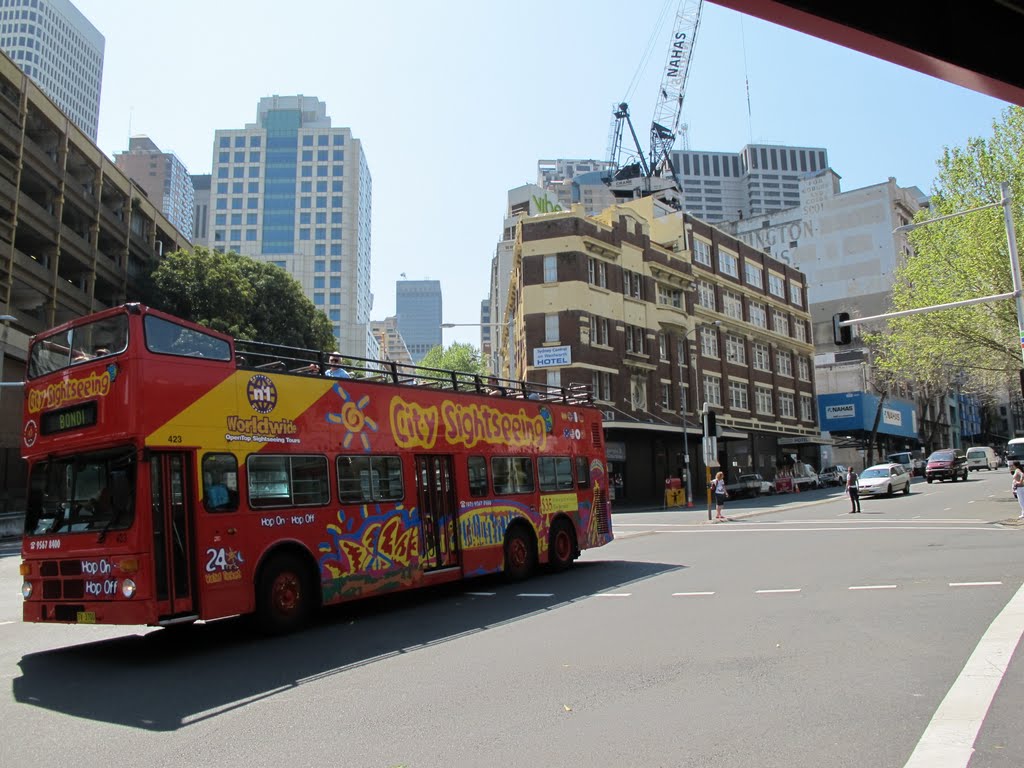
[18,304,613,632]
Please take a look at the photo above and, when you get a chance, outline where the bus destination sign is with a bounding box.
[40,401,98,435]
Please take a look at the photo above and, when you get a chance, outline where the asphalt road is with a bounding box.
[2,470,1023,768]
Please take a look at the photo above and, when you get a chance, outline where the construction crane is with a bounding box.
[605,0,704,202]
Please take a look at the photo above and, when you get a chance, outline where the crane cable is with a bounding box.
[621,0,676,104]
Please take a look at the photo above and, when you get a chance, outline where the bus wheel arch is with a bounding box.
[254,544,321,635]
[503,519,538,581]
[548,516,578,571]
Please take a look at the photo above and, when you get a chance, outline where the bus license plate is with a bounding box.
[76,611,96,624]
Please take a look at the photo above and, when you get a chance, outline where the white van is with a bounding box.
[966,446,999,471]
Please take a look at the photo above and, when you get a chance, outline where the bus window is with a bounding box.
[337,456,404,503]
[492,457,535,495]
[575,456,590,488]
[467,456,488,497]
[144,315,231,360]
[539,457,574,492]
[202,453,238,512]
[25,447,136,534]
[247,455,329,508]
[28,314,130,378]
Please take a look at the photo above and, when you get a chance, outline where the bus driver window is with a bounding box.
[203,453,239,512]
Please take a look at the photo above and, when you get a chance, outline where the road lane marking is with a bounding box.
[949,581,1003,587]
[654,526,999,533]
[595,593,632,598]
[464,592,496,596]
[755,588,801,594]
[849,585,898,590]
[0,620,14,626]
[903,579,1024,767]
[516,593,554,598]
[672,591,715,596]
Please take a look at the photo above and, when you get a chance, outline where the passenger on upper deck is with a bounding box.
[325,354,351,379]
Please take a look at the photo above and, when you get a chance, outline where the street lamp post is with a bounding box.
[681,320,720,511]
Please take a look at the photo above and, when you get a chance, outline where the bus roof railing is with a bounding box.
[232,337,593,405]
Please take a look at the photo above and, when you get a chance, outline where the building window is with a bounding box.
[729,380,749,410]
[702,374,722,407]
[590,315,610,346]
[658,332,669,361]
[749,302,767,328]
[744,261,763,289]
[693,238,712,266]
[592,371,612,402]
[800,394,814,422]
[700,326,719,358]
[789,283,803,307]
[768,273,785,298]
[697,280,716,310]
[545,314,559,343]
[623,269,643,299]
[779,392,795,419]
[722,290,743,320]
[718,249,739,278]
[660,382,672,411]
[625,325,646,355]
[777,350,793,377]
[752,342,770,371]
[798,356,810,381]
[546,370,562,389]
[725,334,745,365]
[588,258,608,288]
[755,386,773,415]
[793,320,807,343]
[657,284,683,308]
[772,309,789,337]
[543,254,557,283]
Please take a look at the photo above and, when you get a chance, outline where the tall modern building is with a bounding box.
[668,143,829,222]
[191,174,210,244]
[369,316,414,366]
[209,95,372,356]
[0,0,103,140]
[396,279,441,362]
[114,136,194,239]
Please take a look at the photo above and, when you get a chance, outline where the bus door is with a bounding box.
[414,455,460,571]
[149,452,196,618]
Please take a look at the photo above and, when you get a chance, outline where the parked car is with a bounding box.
[857,463,912,497]
[739,473,774,496]
[818,465,848,487]
[965,446,1000,471]
[886,451,925,477]
[925,449,969,483]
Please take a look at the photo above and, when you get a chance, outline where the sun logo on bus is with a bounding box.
[247,374,278,414]
[326,384,377,451]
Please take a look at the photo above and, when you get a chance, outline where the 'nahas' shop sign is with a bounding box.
[818,393,916,439]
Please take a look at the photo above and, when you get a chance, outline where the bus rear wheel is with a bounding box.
[256,553,315,635]
[548,519,577,572]
[504,526,537,581]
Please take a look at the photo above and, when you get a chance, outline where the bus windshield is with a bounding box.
[1007,439,1024,463]
[28,314,129,378]
[25,447,136,535]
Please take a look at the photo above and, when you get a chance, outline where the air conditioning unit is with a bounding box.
[602,409,616,421]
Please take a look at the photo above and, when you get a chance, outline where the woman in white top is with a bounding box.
[710,471,728,521]
[1012,462,1024,519]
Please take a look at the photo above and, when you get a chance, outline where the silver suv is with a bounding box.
[818,465,847,487]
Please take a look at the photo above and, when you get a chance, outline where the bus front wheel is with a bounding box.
[256,553,315,634]
[504,526,537,581]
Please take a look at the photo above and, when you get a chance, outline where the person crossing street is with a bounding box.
[846,466,861,513]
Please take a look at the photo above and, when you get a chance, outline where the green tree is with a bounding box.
[418,342,487,375]
[141,247,335,350]
[874,105,1024,402]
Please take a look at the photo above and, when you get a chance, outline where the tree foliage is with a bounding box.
[418,342,487,375]
[140,247,336,350]
[873,105,1024,403]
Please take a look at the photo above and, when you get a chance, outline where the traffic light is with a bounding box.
[833,312,852,345]
[703,410,716,438]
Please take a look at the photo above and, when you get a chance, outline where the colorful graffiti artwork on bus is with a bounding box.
[580,457,610,548]
[318,503,418,579]
[326,383,378,452]
[458,499,542,550]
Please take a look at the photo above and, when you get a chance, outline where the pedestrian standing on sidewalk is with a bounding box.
[846,466,862,513]
[1011,461,1024,519]
[710,471,728,520]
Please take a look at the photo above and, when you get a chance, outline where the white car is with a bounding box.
[857,463,912,497]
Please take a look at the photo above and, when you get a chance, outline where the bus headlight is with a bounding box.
[121,579,136,598]
[21,581,33,599]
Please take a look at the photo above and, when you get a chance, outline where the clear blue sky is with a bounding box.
[74,0,1010,348]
